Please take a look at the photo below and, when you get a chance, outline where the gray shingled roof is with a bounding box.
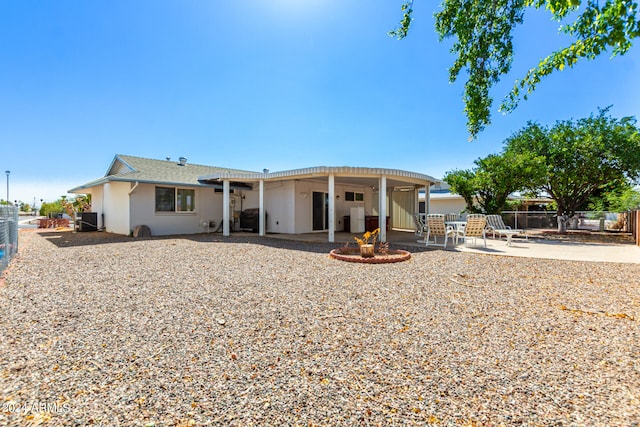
[69,154,256,192]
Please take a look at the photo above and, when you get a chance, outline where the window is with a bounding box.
[155,187,195,212]
[345,191,364,202]
[155,187,175,212]
[177,189,195,211]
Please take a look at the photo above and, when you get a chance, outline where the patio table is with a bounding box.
[500,230,521,246]
[445,221,466,245]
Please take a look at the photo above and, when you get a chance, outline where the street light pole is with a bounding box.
[5,171,9,206]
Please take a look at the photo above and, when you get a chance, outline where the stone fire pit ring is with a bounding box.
[329,248,411,264]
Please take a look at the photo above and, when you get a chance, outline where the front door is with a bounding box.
[312,191,328,231]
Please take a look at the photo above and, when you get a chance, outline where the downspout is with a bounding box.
[127,181,139,236]
[128,181,139,195]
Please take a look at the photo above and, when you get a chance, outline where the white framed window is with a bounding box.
[345,191,364,202]
[155,187,195,212]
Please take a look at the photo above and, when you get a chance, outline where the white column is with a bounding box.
[259,179,265,236]
[222,180,230,237]
[425,184,430,215]
[379,176,387,242]
[328,174,335,243]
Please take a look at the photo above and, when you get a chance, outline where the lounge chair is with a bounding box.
[486,214,527,246]
[461,214,487,247]
[413,213,428,239]
[425,214,455,248]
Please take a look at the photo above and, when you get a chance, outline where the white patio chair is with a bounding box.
[425,214,455,248]
[445,213,459,222]
[486,214,527,245]
[461,214,487,247]
[413,213,428,239]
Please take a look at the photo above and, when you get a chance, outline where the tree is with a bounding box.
[443,168,481,213]
[39,200,64,217]
[504,109,640,231]
[61,195,91,218]
[390,0,640,139]
[444,150,545,213]
[608,186,640,211]
[588,181,640,212]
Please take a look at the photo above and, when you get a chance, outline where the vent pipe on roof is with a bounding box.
[178,157,187,166]
[166,156,171,161]
[263,168,269,174]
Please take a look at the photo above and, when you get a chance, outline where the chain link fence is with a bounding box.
[1,204,19,274]
[502,211,629,231]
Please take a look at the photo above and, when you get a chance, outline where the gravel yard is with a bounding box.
[1,230,639,426]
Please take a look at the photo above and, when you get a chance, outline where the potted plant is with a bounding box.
[354,228,380,258]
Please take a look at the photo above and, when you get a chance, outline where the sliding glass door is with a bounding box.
[312,191,329,231]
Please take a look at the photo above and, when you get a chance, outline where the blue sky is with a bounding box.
[1,1,638,205]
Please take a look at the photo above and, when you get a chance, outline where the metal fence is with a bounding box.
[1,204,19,274]
[501,211,629,232]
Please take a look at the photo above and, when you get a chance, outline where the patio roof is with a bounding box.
[198,166,439,188]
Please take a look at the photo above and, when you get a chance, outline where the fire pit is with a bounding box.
[329,247,411,264]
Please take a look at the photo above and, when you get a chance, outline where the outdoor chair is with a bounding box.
[425,214,455,248]
[486,214,527,245]
[445,213,459,222]
[444,213,465,244]
[461,214,487,247]
[413,213,428,239]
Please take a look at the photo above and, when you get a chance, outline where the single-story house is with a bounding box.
[69,154,439,242]
[418,182,467,216]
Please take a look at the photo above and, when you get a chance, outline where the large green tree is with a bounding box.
[443,168,480,213]
[587,179,640,211]
[444,150,545,213]
[390,0,640,139]
[504,109,640,230]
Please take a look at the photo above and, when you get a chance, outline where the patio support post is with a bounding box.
[259,179,265,236]
[425,184,430,215]
[379,175,387,242]
[328,174,335,243]
[222,179,230,237]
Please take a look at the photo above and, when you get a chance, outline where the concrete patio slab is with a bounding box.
[265,230,640,264]
[454,237,640,264]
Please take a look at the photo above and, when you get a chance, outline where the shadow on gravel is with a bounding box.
[36,231,432,255]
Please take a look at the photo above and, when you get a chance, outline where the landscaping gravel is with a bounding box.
[1,230,639,426]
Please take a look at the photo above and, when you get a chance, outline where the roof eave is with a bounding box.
[199,166,438,185]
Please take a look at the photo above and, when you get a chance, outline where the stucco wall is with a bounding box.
[128,184,222,236]
[103,182,131,235]
[88,186,104,230]
[429,197,467,216]
[263,181,295,234]
[291,181,370,233]
[246,180,371,234]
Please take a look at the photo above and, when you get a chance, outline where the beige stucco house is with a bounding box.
[70,154,439,242]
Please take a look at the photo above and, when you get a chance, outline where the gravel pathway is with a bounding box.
[1,230,639,426]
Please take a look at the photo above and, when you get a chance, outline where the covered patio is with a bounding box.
[198,166,438,243]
